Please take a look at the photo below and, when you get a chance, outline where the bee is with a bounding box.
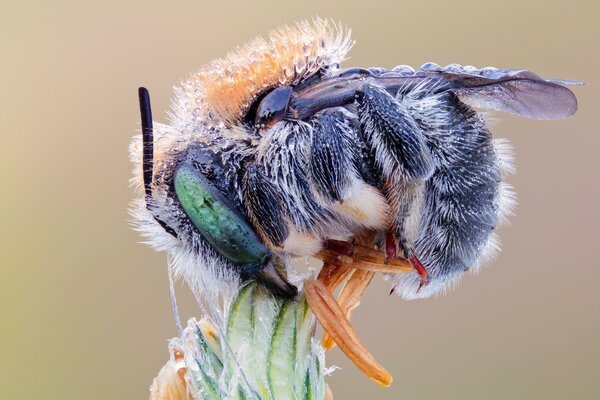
[130,18,578,303]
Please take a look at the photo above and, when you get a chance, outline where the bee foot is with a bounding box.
[409,254,430,291]
[384,232,397,262]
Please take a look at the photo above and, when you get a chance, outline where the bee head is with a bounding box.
[130,19,353,296]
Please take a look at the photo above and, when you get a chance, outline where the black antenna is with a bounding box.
[138,87,177,237]
[138,87,154,200]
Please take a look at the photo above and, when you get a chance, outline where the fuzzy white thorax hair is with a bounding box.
[129,123,240,308]
[130,19,353,306]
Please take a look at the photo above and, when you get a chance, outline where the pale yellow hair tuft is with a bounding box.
[184,18,353,128]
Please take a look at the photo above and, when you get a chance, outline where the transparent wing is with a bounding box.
[289,64,581,121]
[416,64,581,120]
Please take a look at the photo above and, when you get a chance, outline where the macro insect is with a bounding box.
[131,19,578,385]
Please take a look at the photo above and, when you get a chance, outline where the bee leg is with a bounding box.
[356,84,436,286]
[397,237,431,292]
[323,238,355,257]
[311,239,412,383]
[255,120,335,256]
[321,268,375,350]
[384,232,397,261]
[385,231,430,289]
[242,163,289,248]
[317,259,354,292]
[355,84,434,181]
[309,108,390,230]
[305,279,393,387]
[409,253,430,290]
[309,109,357,203]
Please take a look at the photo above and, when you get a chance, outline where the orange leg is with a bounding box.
[305,279,393,387]
[409,254,431,291]
[322,268,374,350]
[384,233,431,291]
[305,238,414,387]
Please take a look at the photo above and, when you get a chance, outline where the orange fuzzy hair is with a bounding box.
[182,18,353,128]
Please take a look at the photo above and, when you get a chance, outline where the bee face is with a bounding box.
[131,19,578,301]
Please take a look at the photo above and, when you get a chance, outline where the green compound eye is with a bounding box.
[174,163,270,269]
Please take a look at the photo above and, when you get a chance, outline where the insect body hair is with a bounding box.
[390,86,515,299]
[129,122,254,300]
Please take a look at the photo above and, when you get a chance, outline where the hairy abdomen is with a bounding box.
[392,92,514,298]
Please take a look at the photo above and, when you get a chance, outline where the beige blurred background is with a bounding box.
[1,0,599,399]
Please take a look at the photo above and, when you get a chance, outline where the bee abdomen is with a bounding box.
[393,92,503,298]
